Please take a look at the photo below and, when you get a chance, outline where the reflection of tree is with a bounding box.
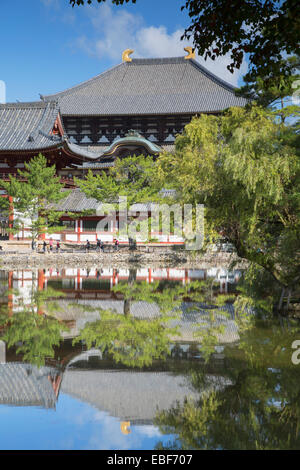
[73,308,178,368]
[0,287,69,367]
[155,318,300,450]
[73,275,237,367]
[114,276,236,362]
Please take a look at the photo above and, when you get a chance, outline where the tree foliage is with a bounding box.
[73,307,179,368]
[75,154,160,209]
[236,55,300,110]
[157,105,300,298]
[0,154,70,242]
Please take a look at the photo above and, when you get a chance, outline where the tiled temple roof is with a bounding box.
[58,188,100,212]
[0,101,61,151]
[0,101,101,160]
[0,102,166,161]
[0,363,59,408]
[42,57,248,116]
[56,188,177,213]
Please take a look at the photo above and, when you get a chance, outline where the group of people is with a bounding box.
[43,238,60,253]
[85,238,119,253]
[31,238,60,253]
[85,238,104,253]
[30,237,120,253]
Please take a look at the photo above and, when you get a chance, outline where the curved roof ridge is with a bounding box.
[0,100,57,109]
[63,140,102,160]
[130,56,185,64]
[29,102,55,141]
[188,58,238,93]
[42,61,125,100]
[102,131,162,157]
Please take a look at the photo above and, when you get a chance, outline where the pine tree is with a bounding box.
[0,154,70,245]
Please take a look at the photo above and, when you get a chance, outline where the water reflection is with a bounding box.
[155,318,300,450]
[0,266,299,450]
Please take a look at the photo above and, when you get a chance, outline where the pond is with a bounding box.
[0,266,299,450]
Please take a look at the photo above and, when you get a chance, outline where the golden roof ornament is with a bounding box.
[122,49,134,62]
[121,421,131,435]
[184,46,196,60]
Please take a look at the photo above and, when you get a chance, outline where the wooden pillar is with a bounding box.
[38,269,45,291]
[76,219,81,243]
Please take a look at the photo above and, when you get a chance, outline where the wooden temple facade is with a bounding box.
[0,49,247,243]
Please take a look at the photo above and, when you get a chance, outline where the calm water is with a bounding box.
[0,266,299,450]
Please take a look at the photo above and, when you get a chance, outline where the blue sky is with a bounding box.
[0,393,174,450]
[0,0,248,103]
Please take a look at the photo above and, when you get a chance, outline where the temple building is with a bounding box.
[0,49,247,243]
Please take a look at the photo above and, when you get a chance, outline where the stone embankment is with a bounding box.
[0,245,247,270]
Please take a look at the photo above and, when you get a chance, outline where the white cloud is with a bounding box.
[75,4,248,86]
[40,0,60,8]
[135,424,162,438]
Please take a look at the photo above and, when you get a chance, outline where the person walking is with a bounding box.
[114,238,119,251]
[43,240,47,253]
[86,240,90,253]
[96,238,101,252]
[49,238,53,252]
[56,240,60,252]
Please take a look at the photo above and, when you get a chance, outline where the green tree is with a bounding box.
[236,55,300,113]
[156,106,300,310]
[0,154,70,246]
[75,154,160,209]
[75,154,165,244]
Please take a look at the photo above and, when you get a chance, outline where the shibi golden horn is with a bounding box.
[120,421,131,435]
[122,49,134,62]
[184,46,196,60]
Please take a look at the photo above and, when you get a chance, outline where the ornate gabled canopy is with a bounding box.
[101,129,162,158]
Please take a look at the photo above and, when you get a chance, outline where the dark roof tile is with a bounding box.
[43,57,247,116]
[0,101,61,151]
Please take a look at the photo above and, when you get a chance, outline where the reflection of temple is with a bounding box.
[2,267,242,343]
[0,352,62,410]
[8,266,242,298]
[60,369,230,425]
[0,338,230,424]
